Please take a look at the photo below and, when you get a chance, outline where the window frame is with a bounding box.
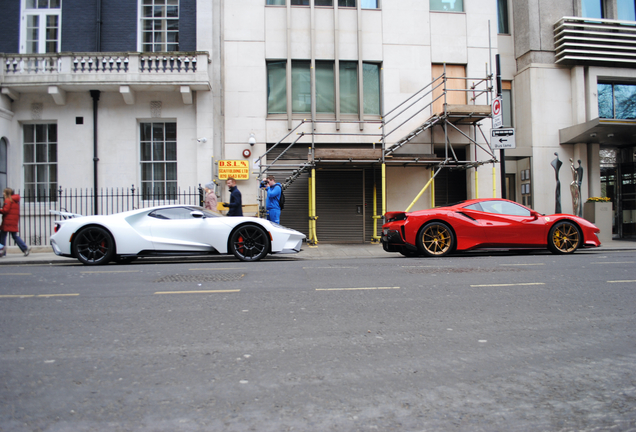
[138,0,180,53]
[430,0,464,13]
[139,121,178,201]
[23,123,58,203]
[19,0,62,54]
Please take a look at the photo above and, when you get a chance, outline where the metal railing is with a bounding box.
[4,185,204,248]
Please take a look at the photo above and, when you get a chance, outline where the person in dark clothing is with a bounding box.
[222,177,243,216]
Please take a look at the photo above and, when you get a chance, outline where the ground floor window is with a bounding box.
[140,122,177,200]
[598,82,636,120]
[23,124,57,202]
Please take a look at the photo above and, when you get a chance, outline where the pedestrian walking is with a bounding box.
[204,181,218,212]
[0,188,31,256]
[222,178,243,216]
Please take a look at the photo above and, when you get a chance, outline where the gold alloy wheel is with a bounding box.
[551,222,580,253]
[421,223,453,256]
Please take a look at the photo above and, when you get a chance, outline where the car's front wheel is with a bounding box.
[72,226,115,265]
[548,221,581,254]
[417,222,455,257]
[229,224,269,262]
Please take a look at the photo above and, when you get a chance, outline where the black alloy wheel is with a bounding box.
[229,224,270,262]
[72,226,115,265]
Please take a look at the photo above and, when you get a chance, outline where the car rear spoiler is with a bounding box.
[50,210,84,219]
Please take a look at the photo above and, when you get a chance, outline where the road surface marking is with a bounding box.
[189,268,242,271]
[591,262,634,265]
[470,282,545,287]
[0,273,33,276]
[499,263,545,266]
[607,280,636,283]
[0,293,79,298]
[154,289,241,295]
[80,270,140,274]
[316,287,400,291]
[304,266,358,269]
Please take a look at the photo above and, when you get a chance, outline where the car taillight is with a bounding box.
[54,223,60,233]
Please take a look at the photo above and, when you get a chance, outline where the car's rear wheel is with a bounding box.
[72,226,115,265]
[548,221,581,254]
[417,222,455,257]
[229,224,269,262]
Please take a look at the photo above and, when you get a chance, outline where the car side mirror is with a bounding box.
[191,211,205,218]
[530,210,539,220]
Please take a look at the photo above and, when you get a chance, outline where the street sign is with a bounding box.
[492,97,503,129]
[490,128,516,150]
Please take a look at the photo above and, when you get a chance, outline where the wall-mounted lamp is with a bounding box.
[197,137,207,143]
[589,133,597,138]
[607,133,614,138]
[248,133,256,146]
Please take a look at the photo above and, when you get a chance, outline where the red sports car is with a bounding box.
[381,198,601,257]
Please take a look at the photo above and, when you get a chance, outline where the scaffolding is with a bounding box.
[255,65,499,245]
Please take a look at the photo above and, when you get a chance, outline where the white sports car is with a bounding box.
[50,205,305,265]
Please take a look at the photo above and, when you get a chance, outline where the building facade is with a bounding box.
[1,0,634,244]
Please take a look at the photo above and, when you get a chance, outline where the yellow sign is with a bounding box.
[218,160,250,180]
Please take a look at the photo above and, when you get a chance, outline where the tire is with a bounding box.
[417,222,455,257]
[72,226,115,265]
[229,224,270,262]
[548,221,581,254]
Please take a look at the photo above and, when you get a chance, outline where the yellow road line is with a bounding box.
[607,280,636,283]
[36,293,80,297]
[0,295,34,298]
[591,262,634,265]
[316,287,400,291]
[470,282,545,287]
[154,289,241,295]
[0,273,33,276]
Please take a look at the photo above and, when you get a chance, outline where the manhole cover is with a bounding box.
[154,273,245,283]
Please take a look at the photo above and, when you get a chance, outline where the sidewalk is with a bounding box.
[1,240,635,265]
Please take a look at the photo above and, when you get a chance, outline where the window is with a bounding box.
[363,63,381,115]
[140,122,177,200]
[498,0,509,33]
[267,60,381,117]
[20,0,61,54]
[291,0,309,4]
[23,124,57,202]
[361,0,378,8]
[141,0,179,52]
[340,61,358,114]
[617,0,636,20]
[267,61,287,114]
[466,200,531,216]
[266,0,285,4]
[432,64,467,113]
[339,0,355,7]
[315,0,333,5]
[598,83,636,119]
[292,60,311,114]
[430,0,463,12]
[581,0,604,18]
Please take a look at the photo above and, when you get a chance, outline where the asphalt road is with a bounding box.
[1,250,636,431]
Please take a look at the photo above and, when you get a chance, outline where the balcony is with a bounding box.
[554,16,636,66]
[0,52,211,105]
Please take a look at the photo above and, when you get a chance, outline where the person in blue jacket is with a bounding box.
[263,175,282,224]
[222,177,243,216]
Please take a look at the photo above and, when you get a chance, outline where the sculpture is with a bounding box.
[551,152,562,214]
[570,158,584,217]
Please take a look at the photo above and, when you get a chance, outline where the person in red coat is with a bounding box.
[0,188,31,257]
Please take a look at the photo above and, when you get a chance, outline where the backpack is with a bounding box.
[277,184,286,210]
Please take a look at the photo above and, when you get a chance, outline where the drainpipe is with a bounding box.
[90,90,100,214]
